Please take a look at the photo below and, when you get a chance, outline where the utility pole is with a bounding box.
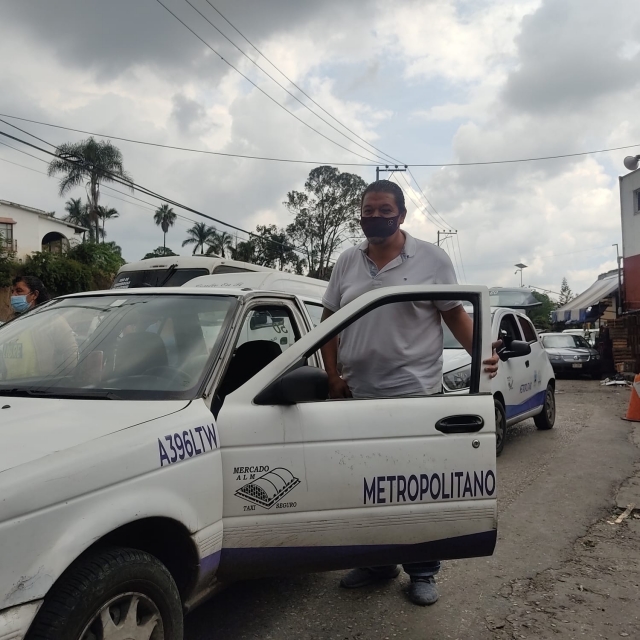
[437,230,457,246]
[613,243,623,316]
[376,165,408,181]
[514,263,528,287]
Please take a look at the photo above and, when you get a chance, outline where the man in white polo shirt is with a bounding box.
[321,179,499,606]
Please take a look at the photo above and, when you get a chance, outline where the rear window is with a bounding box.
[211,265,253,274]
[112,268,209,289]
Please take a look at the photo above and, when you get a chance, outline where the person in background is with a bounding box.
[321,180,500,607]
[0,276,78,380]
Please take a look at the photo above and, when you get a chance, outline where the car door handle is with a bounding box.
[525,360,530,367]
[435,415,485,434]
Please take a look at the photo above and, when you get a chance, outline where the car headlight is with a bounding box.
[443,364,472,391]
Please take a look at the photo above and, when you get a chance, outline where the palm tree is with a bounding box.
[48,137,132,243]
[182,222,216,255]
[64,197,92,242]
[153,204,177,249]
[97,206,119,242]
[206,231,234,258]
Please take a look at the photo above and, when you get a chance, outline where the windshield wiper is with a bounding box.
[0,388,120,400]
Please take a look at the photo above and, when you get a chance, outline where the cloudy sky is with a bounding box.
[1,0,638,297]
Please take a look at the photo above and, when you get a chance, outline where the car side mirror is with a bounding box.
[499,340,531,361]
[255,365,329,405]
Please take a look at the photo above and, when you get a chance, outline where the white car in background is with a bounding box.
[0,282,497,639]
[443,306,556,455]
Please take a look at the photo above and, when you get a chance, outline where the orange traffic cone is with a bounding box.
[623,373,640,422]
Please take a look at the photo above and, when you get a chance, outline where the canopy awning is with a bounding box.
[552,271,619,323]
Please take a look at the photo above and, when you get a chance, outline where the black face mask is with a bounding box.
[360,215,401,239]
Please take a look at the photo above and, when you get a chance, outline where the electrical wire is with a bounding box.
[153,0,379,164]
[181,0,393,166]
[2,113,638,168]
[202,0,405,166]
[0,128,305,257]
[455,234,468,284]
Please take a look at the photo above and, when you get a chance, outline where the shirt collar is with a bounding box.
[357,230,416,258]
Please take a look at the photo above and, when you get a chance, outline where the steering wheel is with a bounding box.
[143,365,194,389]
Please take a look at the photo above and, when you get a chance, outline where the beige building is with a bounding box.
[0,199,86,260]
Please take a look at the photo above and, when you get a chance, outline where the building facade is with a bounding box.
[0,200,86,260]
[620,168,640,311]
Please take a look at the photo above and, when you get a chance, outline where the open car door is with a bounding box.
[214,285,496,580]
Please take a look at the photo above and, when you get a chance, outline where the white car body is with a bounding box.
[0,284,497,637]
[443,306,555,429]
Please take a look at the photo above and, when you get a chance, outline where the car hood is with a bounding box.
[544,347,597,356]
[0,397,189,474]
[442,348,471,373]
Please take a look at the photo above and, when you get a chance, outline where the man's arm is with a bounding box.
[441,305,500,377]
[320,307,352,398]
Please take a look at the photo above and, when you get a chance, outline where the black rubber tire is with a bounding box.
[26,547,183,640]
[495,398,507,457]
[534,383,556,431]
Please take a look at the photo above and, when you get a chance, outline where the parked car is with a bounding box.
[541,332,601,378]
[562,328,596,347]
[443,306,556,456]
[0,282,497,639]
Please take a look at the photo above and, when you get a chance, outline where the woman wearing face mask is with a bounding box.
[0,276,77,380]
[10,276,51,315]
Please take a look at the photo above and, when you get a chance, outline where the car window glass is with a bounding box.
[519,317,538,343]
[542,335,590,349]
[304,302,324,327]
[498,314,523,346]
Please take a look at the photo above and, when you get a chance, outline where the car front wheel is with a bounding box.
[495,398,507,456]
[26,547,183,640]
[534,383,556,431]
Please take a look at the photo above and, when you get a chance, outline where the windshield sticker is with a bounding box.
[235,467,300,510]
[158,424,218,467]
[363,470,495,505]
[109,299,127,307]
[112,279,130,289]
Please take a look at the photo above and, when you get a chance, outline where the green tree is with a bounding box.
[230,225,304,273]
[143,246,178,259]
[284,166,366,280]
[559,277,574,306]
[206,230,234,258]
[153,203,177,249]
[97,205,119,242]
[48,137,132,243]
[64,197,93,242]
[528,291,557,330]
[182,222,216,255]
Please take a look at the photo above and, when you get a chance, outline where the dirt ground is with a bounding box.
[186,380,640,640]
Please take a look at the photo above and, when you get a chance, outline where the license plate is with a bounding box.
[572,363,583,368]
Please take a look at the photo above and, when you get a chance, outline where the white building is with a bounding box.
[0,200,87,260]
[619,167,640,311]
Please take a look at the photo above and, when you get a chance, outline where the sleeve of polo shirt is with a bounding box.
[434,249,461,312]
[322,253,344,312]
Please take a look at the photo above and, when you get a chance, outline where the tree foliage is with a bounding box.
[284,166,365,280]
[231,225,304,273]
[48,137,132,242]
[182,222,216,255]
[154,204,177,249]
[559,277,574,306]
[206,230,234,258]
[143,246,178,259]
[528,291,557,330]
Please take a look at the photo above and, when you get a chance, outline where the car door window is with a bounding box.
[304,302,324,327]
[518,316,538,343]
[498,313,523,347]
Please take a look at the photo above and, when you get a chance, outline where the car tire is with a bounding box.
[534,383,556,431]
[495,398,506,457]
[26,547,183,640]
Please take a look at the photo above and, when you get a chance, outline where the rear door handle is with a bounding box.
[435,415,485,434]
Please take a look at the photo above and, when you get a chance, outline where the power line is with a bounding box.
[181,0,393,166]
[406,168,453,229]
[2,113,639,168]
[153,0,379,164]
[0,128,305,257]
[455,234,468,284]
[200,0,403,166]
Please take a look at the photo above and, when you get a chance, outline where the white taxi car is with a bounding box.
[0,283,496,639]
[443,306,556,455]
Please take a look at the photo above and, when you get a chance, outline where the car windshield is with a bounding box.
[542,335,591,349]
[0,294,236,400]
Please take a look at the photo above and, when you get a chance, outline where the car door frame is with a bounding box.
[213,285,497,581]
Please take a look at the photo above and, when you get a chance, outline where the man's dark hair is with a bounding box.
[13,275,52,305]
[361,180,407,215]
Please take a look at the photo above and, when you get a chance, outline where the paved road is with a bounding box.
[186,380,639,640]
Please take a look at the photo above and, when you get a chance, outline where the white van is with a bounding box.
[111,256,273,289]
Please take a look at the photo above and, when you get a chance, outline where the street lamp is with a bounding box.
[514,263,528,287]
[623,155,640,171]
